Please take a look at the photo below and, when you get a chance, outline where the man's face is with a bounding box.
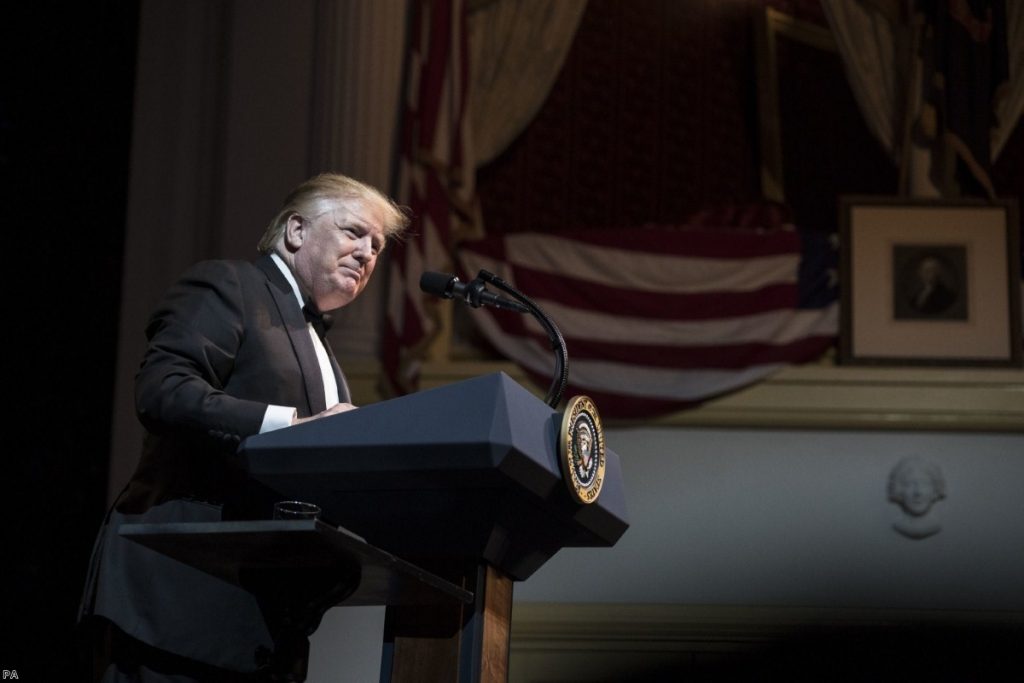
[289,198,386,311]
[918,258,943,286]
[895,468,939,516]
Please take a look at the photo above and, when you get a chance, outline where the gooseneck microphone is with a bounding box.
[419,271,530,313]
[419,269,569,408]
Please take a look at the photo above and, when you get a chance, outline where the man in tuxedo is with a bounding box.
[908,255,958,315]
[79,173,409,681]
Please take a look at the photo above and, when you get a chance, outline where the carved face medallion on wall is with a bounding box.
[887,456,947,539]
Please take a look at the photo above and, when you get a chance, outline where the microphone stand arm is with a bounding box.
[476,270,569,409]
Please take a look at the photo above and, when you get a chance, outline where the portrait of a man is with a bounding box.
[892,245,968,321]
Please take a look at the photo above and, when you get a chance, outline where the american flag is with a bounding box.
[454,221,840,419]
[381,4,840,416]
[383,0,472,396]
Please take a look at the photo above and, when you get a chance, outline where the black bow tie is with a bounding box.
[303,303,333,339]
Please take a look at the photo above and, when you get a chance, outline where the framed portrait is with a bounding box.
[839,196,1022,367]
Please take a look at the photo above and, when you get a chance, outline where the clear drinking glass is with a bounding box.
[272,500,322,520]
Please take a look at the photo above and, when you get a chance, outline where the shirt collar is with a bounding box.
[270,252,305,309]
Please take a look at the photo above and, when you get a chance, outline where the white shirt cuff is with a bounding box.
[260,404,298,433]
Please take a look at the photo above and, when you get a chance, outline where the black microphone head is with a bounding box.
[419,271,457,298]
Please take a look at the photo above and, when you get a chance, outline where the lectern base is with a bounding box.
[382,564,513,683]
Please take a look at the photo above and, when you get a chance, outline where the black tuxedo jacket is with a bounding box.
[121,254,350,513]
[81,254,352,674]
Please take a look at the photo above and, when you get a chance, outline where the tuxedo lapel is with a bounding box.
[256,256,327,415]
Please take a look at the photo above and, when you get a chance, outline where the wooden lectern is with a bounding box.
[123,372,629,682]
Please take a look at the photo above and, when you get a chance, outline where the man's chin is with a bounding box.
[323,286,362,310]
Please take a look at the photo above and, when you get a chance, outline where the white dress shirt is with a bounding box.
[258,253,341,433]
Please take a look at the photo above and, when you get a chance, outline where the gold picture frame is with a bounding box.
[839,196,1022,367]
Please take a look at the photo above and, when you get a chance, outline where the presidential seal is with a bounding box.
[560,395,605,504]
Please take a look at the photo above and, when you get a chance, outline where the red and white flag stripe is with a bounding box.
[383,0,472,395]
[456,226,839,418]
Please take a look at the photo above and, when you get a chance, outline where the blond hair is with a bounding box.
[257,173,409,254]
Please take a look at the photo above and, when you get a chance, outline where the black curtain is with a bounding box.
[1,1,138,679]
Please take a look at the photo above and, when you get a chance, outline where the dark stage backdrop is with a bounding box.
[2,1,139,679]
[477,0,1021,235]
[477,0,838,234]
[480,0,761,233]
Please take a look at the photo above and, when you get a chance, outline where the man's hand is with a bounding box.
[291,402,357,426]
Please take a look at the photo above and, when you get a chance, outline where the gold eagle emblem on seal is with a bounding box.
[559,396,605,504]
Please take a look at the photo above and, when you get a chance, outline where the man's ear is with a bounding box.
[284,214,305,251]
